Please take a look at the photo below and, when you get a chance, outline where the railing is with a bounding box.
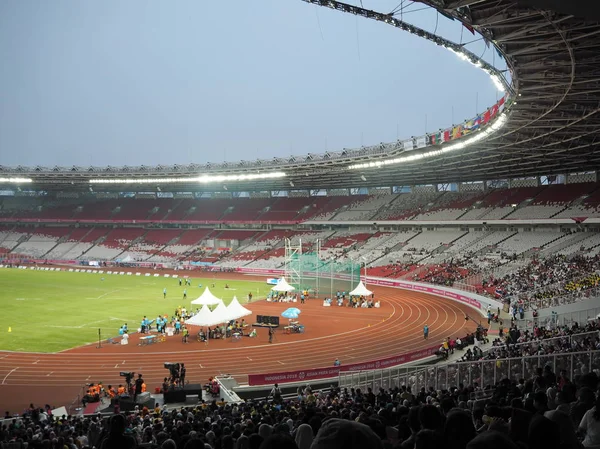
[514,305,600,331]
[509,285,600,312]
[486,330,600,356]
[339,350,600,393]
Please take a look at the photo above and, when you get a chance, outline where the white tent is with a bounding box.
[227,296,252,320]
[271,277,295,293]
[211,301,232,324]
[191,287,222,306]
[184,305,216,327]
[349,281,372,297]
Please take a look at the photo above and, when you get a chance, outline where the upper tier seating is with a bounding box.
[372,191,441,220]
[412,191,487,221]
[330,195,395,221]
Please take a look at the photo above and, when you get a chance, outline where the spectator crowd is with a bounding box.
[4,336,600,449]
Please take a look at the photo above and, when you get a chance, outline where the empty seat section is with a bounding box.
[225,198,272,221]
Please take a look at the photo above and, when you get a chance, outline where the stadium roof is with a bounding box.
[1,0,599,193]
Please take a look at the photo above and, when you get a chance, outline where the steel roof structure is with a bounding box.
[1,0,599,192]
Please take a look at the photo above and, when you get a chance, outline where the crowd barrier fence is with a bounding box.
[339,350,600,393]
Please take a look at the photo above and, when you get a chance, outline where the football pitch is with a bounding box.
[0,269,271,353]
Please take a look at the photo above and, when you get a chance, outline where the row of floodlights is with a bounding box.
[0,112,507,185]
[0,172,287,185]
[1,114,509,185]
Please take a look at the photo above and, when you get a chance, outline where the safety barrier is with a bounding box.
[339,349,600,392]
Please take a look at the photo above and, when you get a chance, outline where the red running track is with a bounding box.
[0,281,478,413]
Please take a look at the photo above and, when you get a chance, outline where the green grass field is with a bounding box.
[0,269,272,353]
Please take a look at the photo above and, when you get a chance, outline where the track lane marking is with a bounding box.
[2,368,18,384]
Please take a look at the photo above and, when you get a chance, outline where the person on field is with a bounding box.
[163,287,167,299]
[424,324,429,340]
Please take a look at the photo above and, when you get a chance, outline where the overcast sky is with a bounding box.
[0,0,506,168]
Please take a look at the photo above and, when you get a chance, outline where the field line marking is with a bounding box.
[247,357,252,361]
[46,372,53,376]
[2,368,18,385]
[94,290,120,300]
[277,361,285,365]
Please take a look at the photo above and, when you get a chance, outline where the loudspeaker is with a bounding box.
[137,392,151,404]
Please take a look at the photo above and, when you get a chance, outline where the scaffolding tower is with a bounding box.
[284,237,302,288]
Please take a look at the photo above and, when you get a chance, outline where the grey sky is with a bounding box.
[0,0,505,168]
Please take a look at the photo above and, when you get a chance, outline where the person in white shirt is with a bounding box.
[579,399,600,447]
[121,332,129,345]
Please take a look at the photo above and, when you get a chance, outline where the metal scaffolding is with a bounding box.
[284,237,302,289]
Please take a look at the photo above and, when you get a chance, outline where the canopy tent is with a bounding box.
[227,296,252,321]
[211,301,231,324]
[281,309,300,320]
[349,281,372,297]
[271,277,295,293]
[184,305,218,327]
[191,287,222,306]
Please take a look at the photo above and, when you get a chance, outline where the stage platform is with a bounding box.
[163,384,204,404]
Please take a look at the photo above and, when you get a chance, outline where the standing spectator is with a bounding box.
[99,414,136,449]
[579,395,600,447]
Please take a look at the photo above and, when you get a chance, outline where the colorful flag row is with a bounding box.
[403,95,508,151]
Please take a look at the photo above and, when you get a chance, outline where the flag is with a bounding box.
[443,129,451,142]
[490,104,499,119]
[498,96,506,113]
[428,134,438,145]
[464,116,481,133]
[452,125,463,139]
[483,110,491,124]
[463,121,474,134]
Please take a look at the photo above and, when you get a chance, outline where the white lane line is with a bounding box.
[122,360,126,364]
[2,368,18,385]
[247,357,252,361]
[46,372,54,377]
[277,361,285,365]
[114,364,119,368]
[32,359,40,364]
[199,364,204,368]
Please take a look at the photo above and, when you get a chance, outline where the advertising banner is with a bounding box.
[248,345,439,386]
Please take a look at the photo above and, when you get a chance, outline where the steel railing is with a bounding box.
[339,350,600,393]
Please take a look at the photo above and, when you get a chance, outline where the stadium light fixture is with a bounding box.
[0,177,33,183]
[348,113,508,171]
[89,172,286,184]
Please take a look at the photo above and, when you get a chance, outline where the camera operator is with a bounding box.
[134,373,144,401]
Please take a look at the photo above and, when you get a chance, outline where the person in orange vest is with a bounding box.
[106,385,116,398]
[117,384,126,396]
[141,382,147,393]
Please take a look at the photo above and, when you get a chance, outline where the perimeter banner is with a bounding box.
[367,278,482,310]
[247,345,439,386]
